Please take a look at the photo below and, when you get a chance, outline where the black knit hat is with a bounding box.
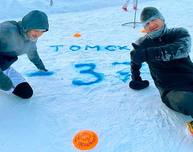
[140,7,164,25]
[22,10,49,32]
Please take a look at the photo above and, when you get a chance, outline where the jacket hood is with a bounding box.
[21,10,49,32]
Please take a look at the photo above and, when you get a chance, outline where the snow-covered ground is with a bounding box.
[0,0,193,152]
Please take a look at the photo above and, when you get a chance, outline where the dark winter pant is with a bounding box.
[1,67,33,99]
[164,90,193,117]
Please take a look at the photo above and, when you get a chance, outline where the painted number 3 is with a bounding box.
[72,63,104,86]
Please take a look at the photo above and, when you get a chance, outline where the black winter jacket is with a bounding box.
[131,27,193,99]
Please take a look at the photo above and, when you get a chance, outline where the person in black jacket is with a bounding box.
[129,6,193,130]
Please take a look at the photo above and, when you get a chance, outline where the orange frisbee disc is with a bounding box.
[73,32,81,38]
[73,130,98,150]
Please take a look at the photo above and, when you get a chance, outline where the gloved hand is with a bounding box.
[39,67,48,72]
[130,43,147,65]
[0,70,13,91]
[129,79,149,90]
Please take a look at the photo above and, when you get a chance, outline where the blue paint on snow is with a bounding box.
[26,71,55,77]
[72,63,104,86]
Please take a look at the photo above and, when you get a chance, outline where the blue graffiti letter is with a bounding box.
[50,45,64,52]
[105,45,117,51]
[118,46,130,51]
[70,45,81,51]
[85,45,100,51]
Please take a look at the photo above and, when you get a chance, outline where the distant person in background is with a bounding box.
[0,10,49,99]
[129,7,193,132]
[122,0,138,12]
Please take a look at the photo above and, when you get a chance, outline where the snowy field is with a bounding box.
[0,0,193,152]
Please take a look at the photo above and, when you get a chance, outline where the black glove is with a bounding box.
[39,67,48,72]
[130,43,147,65]
[129,79,149,90]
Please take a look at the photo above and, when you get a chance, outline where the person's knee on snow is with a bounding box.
[12,82,33,99]
[176,92,193,116]
[165,90,193,116]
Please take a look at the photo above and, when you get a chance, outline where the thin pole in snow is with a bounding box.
[133,0,138,28]
[121,0,140,28]
[50,0,53,6]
